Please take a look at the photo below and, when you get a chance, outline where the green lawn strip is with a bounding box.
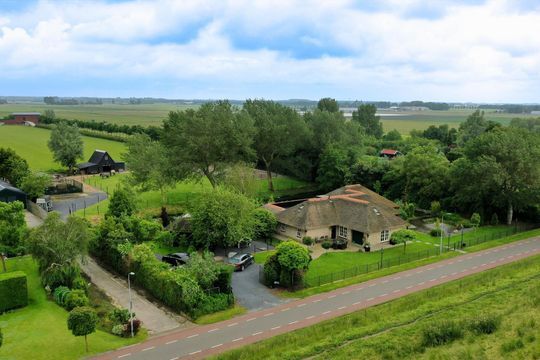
[147,240,187,256]
[254,250,276,264]
[76,173,312,221]
[0,126,126,172]
[415,225,517,246]
[0,256,146,360]
[214,255,540,360]
[281,228,540,298]
[194,305,247,325]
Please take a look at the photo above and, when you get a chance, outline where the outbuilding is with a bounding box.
[77,149,125,174]
[0,180,27,206]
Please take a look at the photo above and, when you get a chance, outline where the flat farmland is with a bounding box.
[0,126,126,172]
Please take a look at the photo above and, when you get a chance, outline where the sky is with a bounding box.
[0,0,540,102]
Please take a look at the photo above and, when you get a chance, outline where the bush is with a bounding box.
[71,277,88,291]
[389,229,416,245]
[64,290,90,311]
[322,241,332,249]
[53,286,71,306]
[263,254,280,287]
[191,293,233,319]
[108,308,132,325]
[421,320,463,347]
[41,263,81,290]
[253,208,278,241]
[0,271,28,313]
[500,338,524,353]
[462,220,473,228]
[111,324,125,336]
[302,236,314,246]
[155,231,174,248]
[466,314,501,334]
[430,228,442,237]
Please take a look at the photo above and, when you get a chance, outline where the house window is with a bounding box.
[296,228,302,238]
[279,224,286,233]
[380,230,390,242]
[338,226,348,238]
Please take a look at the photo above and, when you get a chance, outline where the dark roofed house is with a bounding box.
[263,184,407,251]
[379,149,402,159]
[0,180,27,207]
[0,112,41,125]
[77,150,125,175]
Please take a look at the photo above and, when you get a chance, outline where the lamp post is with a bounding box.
[439,213,445,254]
[128,272,135,338]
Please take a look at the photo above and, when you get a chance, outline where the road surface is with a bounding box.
[93,237,540,360]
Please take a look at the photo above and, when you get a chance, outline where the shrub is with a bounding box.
[500,338,524,353]
[421,320,463,347]
[389,229,416,245]
[191,293,233,318]
[129,319,141,336]
[108,308,132,325]
[263,254,280,287]
[53,286,71,306]
[302,236,314,246]
[155,231,174,248]
[322,241,332,249]
[430,228,442,237]
[430,201,441,216]
[467,314,501,334]
[111,324,125,336]
[253,208,278,241]
[71,277,88,291]
[64,290,90,311]
[470,212,481,227]
[41,263,81,290]
[0,271,28,313]
[462,220,473,228]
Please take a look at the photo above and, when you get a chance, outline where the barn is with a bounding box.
[0,180,27,206]
[0,112,41,125]
[77,150,125,174]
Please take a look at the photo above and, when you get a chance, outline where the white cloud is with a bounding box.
[0,0,539,101]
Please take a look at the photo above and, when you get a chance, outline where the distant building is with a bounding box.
[77,150,125,174]
[0,112,41,125]
[379,149,402,159]
[0,180,27,206]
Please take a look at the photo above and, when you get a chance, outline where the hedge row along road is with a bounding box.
[93,237,540,360]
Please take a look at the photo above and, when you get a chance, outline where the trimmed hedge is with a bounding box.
[0,271,28,313]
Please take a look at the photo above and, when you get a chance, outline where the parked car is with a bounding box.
[229,253,254,271]
[161,252,190,266]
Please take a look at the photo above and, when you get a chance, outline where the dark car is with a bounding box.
[161,252,190,267]
[229,253,254,271]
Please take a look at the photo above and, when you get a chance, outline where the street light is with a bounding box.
[439,212,450,254]
[128,272,135,338]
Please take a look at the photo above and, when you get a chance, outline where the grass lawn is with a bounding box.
[415,225,516,246]
[0,256,146,360]
[214,254,540,360]
[0,126,126,172]
[76,173,314,221]
[194,305,247,325]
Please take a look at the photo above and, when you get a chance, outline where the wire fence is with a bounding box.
[300,225,532,289]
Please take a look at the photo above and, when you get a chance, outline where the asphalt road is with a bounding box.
[94,237,540,360]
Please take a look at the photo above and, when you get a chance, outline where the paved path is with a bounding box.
[24,210,43,228]
[93,237,540,360]
[80,257,190,335]
[52,192,107,219]
[231,264,287,311]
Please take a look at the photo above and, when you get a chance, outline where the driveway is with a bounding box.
[51,192,107,219]
[24,210,43,228]
[80,257,191,335]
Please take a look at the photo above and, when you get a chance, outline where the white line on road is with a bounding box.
[429,278,437,282]
[379,293,388,297]
[367,297,375,301]
[297,304,306,308]
[382,280,389,284]
[342,291,350,295]
[418,282,425,285]
[169,357,179,360]
[313,299,321,303]
[338,306,347,310]
[211,344,223,348]
[264,312,275,316]
[322,311,331,315]
[406,285,413,289]
[353,301,362,305]
[189,350,202,355]
[246,318,256,322]
[187,334,199,339]
[227,322,238,327]
[141,346,154,352]
[281,308,290,312]
[232,337,244,342]
[392,289,400,293]
[289,320,299,325]
[305,316,315,320]
[165,340,177,345]
[208,328,219,333]
[328,295,336,299]
[118,354,131,358]
[271,325,282,330]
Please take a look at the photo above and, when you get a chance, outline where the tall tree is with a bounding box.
[0,201,27,256]
[317,97,339,113]
[48,122,83,172]
[244,99,308,191]
[19,172,52,201]
[123,134,176,206]
[352,104,383,138]
[162,101,255,188]
[451,127,540,224]
[107,186,137,218]
[0,147,30,187]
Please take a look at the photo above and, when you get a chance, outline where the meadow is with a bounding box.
[215,254,540,360]
[0,126,126,172]
[2,103,536,134]
[0,256,145,360]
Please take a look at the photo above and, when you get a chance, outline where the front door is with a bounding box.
[352,230,364,245]
[331,226,336,239]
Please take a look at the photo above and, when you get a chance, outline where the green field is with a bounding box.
[0,256,145,360]
[2,103,536,134]
[215,254,540,360]
[0,126,126,172]
[76,172,314,221]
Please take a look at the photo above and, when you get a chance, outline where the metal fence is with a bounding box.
[299,225,531,289]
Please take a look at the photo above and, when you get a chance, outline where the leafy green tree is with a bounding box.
[383,129,402,141]
[0,147,29,187]
[430,201,441,217]
[510,117,540,133]
[451,127,540,224]
[457,110,489,146]
[162,101,255,188]
[222,162,259,197]
[43,109,56,121]
[275,241,311,272]
[107,186,137,218]
[317,97,339,113]
[316,145,355,191]
[26,212,88,273]
[390,229,416,252]
[423,124,457,146]
[185,251,221,289]
[0,201,27,256]
[252,208,277,241]
[19,172,52,201]
[470,213,481,228]
[352,104,383,138]
[67,306,98,352]
[123,134,176,206]
[349,155,391,190]
[47,122,83,172]
[191,187,257,248]
[244,99,308,191]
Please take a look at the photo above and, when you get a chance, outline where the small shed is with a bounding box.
[379,149,402,159]
[77,150,125,174]
[0,180,27,207]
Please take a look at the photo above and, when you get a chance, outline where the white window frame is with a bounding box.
[338,226,348,238]
[380,230,390,242]
[296,228,302,238]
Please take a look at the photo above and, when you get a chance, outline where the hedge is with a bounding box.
[0,271,28,313]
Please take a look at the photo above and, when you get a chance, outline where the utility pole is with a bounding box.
[128,272,135,337]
